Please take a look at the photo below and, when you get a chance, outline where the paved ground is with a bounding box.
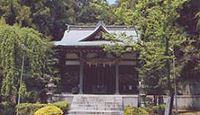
[178,110,200,115]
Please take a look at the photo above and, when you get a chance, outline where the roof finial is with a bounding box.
[65,24,71,32]
[97,21,105,27]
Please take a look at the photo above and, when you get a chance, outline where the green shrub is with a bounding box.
[142,104,166,115]
[123,105,165,115]
[17,103,45,115]
[53,101,69,113]
[150,104,165,115]
[16,101,69,115]
[34,106,63,115]
[124,106,149,115]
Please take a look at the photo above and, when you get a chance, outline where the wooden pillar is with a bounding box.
[79,52,84,94]
[59,50,66,77]
[115,60,119,94]
[58,49,66,91]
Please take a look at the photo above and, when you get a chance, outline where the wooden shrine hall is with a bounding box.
[54,22,139,95]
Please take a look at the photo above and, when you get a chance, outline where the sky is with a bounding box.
[107,0,116,4]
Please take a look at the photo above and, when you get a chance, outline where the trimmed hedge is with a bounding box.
[34,106,63,115]
[16,101,69,115]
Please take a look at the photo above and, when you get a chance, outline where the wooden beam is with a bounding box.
[79,52,84,94]
[115,60,119,94]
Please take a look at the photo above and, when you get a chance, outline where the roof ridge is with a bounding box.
[66,25,133,28]
[67,25,135,31]
[65,21,134,31]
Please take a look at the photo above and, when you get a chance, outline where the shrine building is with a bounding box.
[54,22,139,95]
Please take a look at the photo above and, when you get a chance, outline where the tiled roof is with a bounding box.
[54,22,139,47]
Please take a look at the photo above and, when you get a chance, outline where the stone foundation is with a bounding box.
[53,94,200,111]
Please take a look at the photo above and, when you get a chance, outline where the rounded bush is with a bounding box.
[34,106,63,115]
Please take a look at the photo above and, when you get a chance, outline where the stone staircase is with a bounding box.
[67,95,123,115]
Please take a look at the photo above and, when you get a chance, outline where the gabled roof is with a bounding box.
[54,21,139,47]
[81,23,108,41]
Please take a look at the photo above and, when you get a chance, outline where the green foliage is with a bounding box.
[175,0,200,82]
[103,0,187,94]
[76,0,99,24]
[124,106,149,115]
[114,1,135,25]
[0,0,76,40]
[0,0,32,26]
[147,104,165,115]
[124,105,165,115]
[91,0,116,24]
[34,106,63,115]
[33,0,77,39]
[21,0,51,36]
[127,0,187,84]
[16,101,69,115]
[0,0,116,40]
[177,0,200,35]
[52,101,69,113]
[17,103,45,115]
[91,0,138,25]
[0,24,52,102]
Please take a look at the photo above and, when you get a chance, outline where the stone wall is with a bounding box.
[146,95,200,110]
[122,95,139,108]
[170,95,200,110]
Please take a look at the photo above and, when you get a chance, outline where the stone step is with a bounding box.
[67,110,123,115]
[69,107,122,111]
[69,95,123,115]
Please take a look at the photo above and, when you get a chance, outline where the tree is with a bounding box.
[177,0,200,36]
[115,0,137,9]
[0,0,77,40]
[175,0,200,84]
[76,0,100,24]
[75,0,116,25]
[0,0,119,40]
[21,0,51,36]
[46,0,76,40]
[92,0,137,25]
[0,21,52,103]
[0,0,32,26]
[104,0,187,97]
